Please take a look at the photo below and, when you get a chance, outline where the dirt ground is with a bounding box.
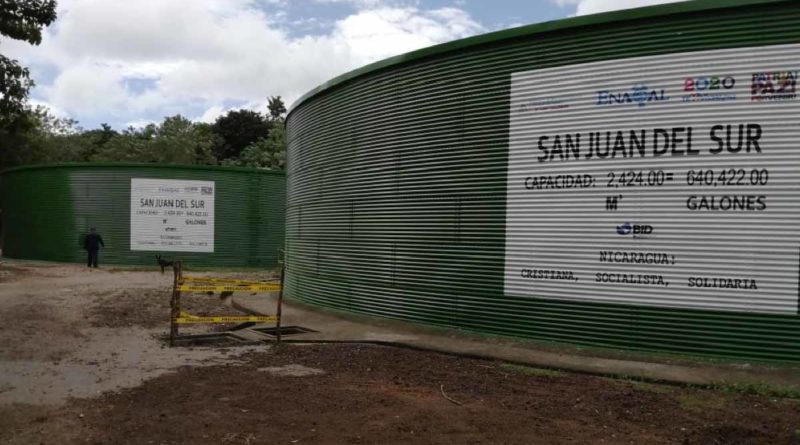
[0,261,272,404]
[1,261,799,444]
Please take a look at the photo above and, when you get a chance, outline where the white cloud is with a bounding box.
[334,7,481,62]
[124,119,157,129]
[553,0,686,16]
[28,99,69,119]
[196,105,229,124]
[43,62,130,120]
[313,0,399,7]
[3,0,483,128]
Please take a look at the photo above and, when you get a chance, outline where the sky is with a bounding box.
[2,0,683,130]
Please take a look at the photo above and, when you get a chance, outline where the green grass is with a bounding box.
[705,381,800,399]
[499,363,568,378]
[105,266,160,272]
[604,375,800,402]
[625,380,674,394]
[676,393,730,411]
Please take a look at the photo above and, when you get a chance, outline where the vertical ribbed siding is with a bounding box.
[286,1,800,362]
[1,163,286,268]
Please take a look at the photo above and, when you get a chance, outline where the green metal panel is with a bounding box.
[285,0,800,362]
[1,163,286,268]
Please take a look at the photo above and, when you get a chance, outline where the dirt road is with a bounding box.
[0,261,268,406]
[1,262,799,444]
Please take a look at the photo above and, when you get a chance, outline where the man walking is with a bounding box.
[83,227,105,268]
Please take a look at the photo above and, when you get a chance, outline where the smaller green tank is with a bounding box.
[0,163,285,267]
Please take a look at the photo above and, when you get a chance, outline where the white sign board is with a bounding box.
[504,44,800,314]
[130,178,215,252]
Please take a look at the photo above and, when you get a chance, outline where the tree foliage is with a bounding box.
[0,105,81,168]
[228,121,286,170]
[211,109,270,161]
[267,95,287,120]
[0,96,288,171]
[226,96,288,169]
[0,0,57,44]
[93,116,219,165]
[0,0,57,117]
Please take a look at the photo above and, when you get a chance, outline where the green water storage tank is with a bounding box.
[285,0,800,361]
[1,163,285,268]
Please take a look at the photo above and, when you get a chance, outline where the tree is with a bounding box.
[230,95,288,170]
[75,123,117,160]
[93,115,219,165]
[0,0,58,117]
[0,105,82,169]
[267,95,286,121]
[186,122,220,165]
[0,106,46,168]
[229,124,286,170]
[211,109,270,161]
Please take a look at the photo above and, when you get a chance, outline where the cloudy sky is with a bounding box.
[2,0,682,130]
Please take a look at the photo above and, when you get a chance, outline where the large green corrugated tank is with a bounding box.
[0,163,285,268]
[286,0,800,362]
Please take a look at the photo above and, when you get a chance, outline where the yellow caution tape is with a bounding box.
[180,276,279,285]
[177,284,282,292]
[174,311,278,324]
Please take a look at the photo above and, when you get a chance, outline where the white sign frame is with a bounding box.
[130,178,215,253]
[504,44,800,314]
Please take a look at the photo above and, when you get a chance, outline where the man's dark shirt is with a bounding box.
[84,233,105,251]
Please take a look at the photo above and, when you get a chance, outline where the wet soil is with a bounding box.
[4,344,800,445]
[1,262,799,444]
[88,287,238,329]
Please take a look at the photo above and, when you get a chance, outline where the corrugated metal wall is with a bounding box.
[0,163,285,268]
[285,0,800,362]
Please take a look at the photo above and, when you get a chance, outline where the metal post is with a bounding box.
[169,261,182,346]
[276,261,285,343]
